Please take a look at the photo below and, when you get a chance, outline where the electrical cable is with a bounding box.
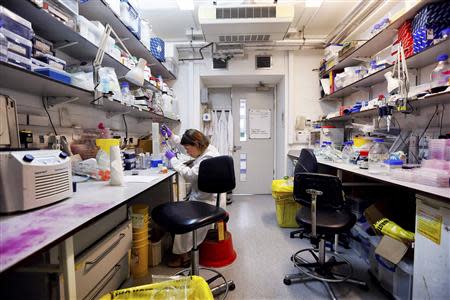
[418,105,439,143]
[42,97,57,135]
[439,104,445,136]
[391,115,419,163]
[122,114,128,146]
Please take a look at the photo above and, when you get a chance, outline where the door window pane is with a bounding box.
[240,99,247,141]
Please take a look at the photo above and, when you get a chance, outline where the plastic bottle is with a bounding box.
[368,138,389,174]
[342,141,355,163]
[0,32,7,61]
[120,82,133,105]
[430,54,450,93]
[313,141,321,156]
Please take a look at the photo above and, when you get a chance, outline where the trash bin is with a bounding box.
[272,178,301,228]
[99,275,213,300]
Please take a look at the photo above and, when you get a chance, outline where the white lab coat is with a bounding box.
[217,111,228,155]
[169,135,225,254]
[210,111,218,147]
[227,111,234,156]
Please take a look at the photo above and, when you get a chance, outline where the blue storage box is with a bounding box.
[31,57,50,70]
[6,51,32,70]
[120,0,140,39]
[150,37,165,62]
[35,53,66,70]
[35,67,71,84]
[0,6,34,40]
[0,27,32,58]
[412,1,450,53]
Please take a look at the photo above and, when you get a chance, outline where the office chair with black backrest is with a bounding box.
[283,173,368,300]
[290,149,318,239]
[152,156,236,299]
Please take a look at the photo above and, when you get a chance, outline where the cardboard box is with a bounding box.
[364,202,412,264]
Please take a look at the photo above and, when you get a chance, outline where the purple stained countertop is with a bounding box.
[0,171,175,273]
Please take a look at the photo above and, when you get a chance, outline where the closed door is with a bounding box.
[231,87,274,194]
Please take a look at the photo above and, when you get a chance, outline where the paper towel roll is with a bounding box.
[110,145,124,186]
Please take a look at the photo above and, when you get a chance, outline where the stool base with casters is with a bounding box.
[283,238,369,300]
[174,229,235,299]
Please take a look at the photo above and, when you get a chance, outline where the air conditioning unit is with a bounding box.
[198,5,294,43]
[214,43,245,58]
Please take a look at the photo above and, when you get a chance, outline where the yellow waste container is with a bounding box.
[272,178,301,228]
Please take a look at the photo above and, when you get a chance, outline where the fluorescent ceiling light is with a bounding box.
[305,0,323,8]
[177,0,194,10]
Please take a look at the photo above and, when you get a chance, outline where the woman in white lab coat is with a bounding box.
[162,127,221,267]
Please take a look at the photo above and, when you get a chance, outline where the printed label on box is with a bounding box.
[417,207,442,245]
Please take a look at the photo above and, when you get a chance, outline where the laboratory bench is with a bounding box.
[0,170,177,299]
[288,150,450,299]
[288,149,449,200]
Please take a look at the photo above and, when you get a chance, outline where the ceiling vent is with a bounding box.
[199,5,294,43]
[256,55,272,69]
[216,6,276,19]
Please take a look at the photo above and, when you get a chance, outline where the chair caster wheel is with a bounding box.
[283,278,291,285]
[229,282,236,290]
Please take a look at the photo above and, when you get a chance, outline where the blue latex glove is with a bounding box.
[165,150,176,160]
[160,125,172,138]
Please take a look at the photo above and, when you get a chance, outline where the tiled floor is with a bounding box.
[124,195,388,300]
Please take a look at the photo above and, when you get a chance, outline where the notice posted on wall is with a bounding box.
[249,109,271,139]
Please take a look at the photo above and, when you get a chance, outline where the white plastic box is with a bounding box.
[105,0,121,17]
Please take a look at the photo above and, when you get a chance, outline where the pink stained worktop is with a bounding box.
[0,170,175,273]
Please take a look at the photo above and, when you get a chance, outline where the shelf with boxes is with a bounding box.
[0,61,92,98]
[1,0,164,92]
[322,0,436,75]
[79,0,176,80]
[322,91,450,122]
[320,38,450,101]
[0,61,179,123]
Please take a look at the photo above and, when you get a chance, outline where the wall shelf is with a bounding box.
[1,0,130,76]
[0,62,179,123]
[0,62,93,98]
[325,0,435,73]
[79,0,176,80]
[322,91,450,122]
[320,39,450,101]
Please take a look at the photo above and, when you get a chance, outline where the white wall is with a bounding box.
[289,50,337,149]
[172,48,336,177]
[0,88,153,148]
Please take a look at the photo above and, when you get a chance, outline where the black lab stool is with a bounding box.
[152,156,236,298]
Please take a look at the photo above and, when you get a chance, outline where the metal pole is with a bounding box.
[191,230,199,275]
[59,237,77,300]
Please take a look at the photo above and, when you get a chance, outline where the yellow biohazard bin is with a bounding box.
[272,178,301,228]
[99,275,213,300]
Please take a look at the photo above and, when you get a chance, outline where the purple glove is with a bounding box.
[165,150,176,160]
[160,125,172,138]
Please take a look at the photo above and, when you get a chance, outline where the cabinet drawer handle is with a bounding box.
[85,233,126,272]
[86,264,122,300]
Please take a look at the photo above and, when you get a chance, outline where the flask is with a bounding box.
[342,141,354,163]
[368,139,389,174]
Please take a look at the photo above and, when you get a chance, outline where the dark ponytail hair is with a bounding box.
[180,129,210,152]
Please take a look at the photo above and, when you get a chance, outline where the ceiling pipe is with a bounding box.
[324,0,381,44]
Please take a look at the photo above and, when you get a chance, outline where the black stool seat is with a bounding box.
[152,201,227,234]
[296,207,356,235]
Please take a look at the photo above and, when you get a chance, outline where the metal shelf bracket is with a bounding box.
[351,86,371,92]
[106,109,133,119]
[45,96,79,107]
[54,41,79,50]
